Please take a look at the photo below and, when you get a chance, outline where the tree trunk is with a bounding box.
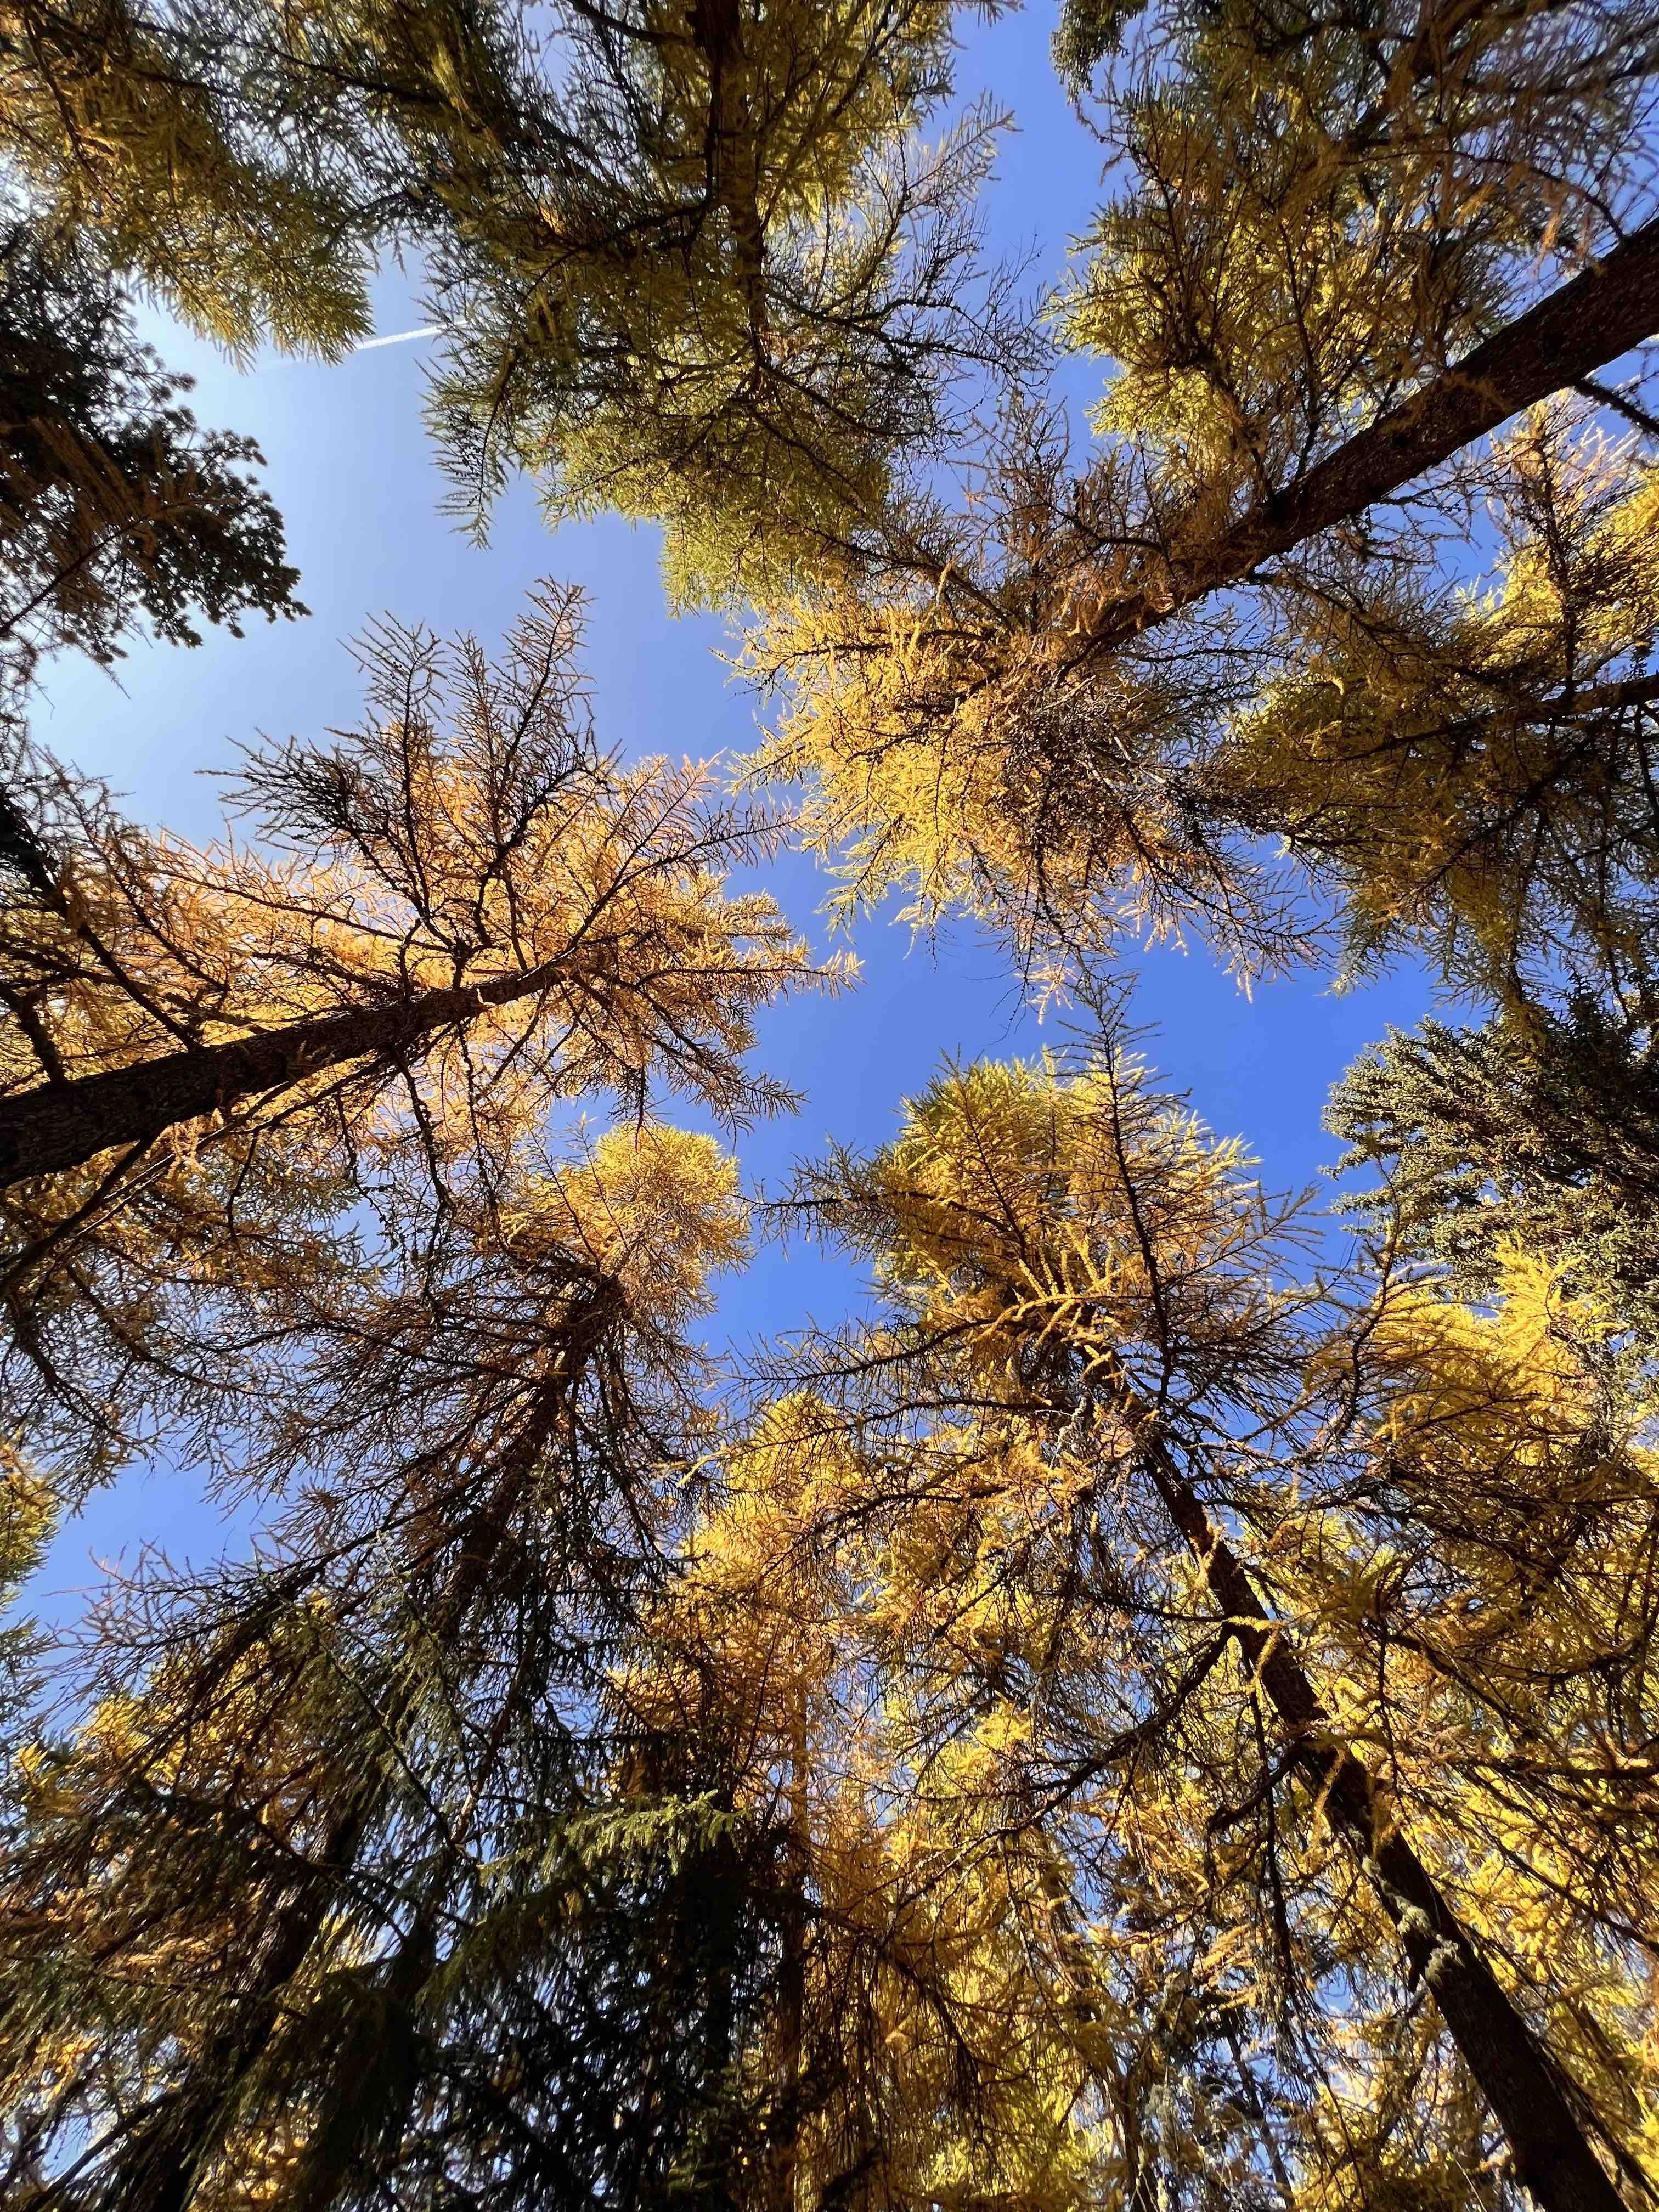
[0,955,580,1188]
[1087,214,1659,657]
[1129,1420,1625,2212]
[111,1363,585,2212]
[768,1679,809,2212]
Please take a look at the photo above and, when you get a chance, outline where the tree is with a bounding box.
[0,1442,53,2207]
[417,0,1030,603]
[0,582,830,1488]
[0,0,412,357]
[633,1391,1138,2210]
[750,0,1659,1000]
[0,227,303,722]
[1052,0,1659,654]
[1,0,1030,599]
[757,1049,1655,2211]
[1330,995,1659,1345]
[0,1125,792,2211]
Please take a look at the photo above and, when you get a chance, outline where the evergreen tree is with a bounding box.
[0,228,302,721]
[1330,996,1659,1343]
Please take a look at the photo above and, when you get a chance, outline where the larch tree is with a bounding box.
[0,1124,793,2211]
[414,0,1032,604]
[751,1048,1656,2212]
[0,1443,53,2205]
[750,0,1659,1004]
[0,580,831,1489]
[630,1388,1145,2210]
[4,2,1658,2205]
[0,0,427,358]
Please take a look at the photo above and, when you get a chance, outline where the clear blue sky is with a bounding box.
[28,3,1437,1613]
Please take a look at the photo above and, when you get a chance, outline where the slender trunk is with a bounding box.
[769,1679,809,2212]
[111,1362,585,2212]
[1087,215,1659,657]
[0,954,582,1188]
[1128,1419,1624,2212]
[697,1821,743,2212]
[1219,2013,1295,2212]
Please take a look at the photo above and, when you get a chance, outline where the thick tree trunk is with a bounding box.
[1132,1424,1624,2212]
[0,956,578,1189]
[1089,215,1659,656]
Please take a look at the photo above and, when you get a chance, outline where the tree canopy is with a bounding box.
[2,2,1658,2207]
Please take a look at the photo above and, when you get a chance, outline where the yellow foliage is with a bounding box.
[1219,413,1659,995]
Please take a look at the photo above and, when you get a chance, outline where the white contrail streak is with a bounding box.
[353,324,438,352]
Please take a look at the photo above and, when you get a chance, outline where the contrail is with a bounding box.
[353,324,438,352]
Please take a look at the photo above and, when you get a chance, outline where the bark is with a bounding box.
[1130,1420,1626,2212]
[689,0,769,342]
[0,953,584,1189]
[1088,214,1659,657]
[767,1681,809,2212]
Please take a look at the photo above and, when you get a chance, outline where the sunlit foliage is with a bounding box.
[747,1051,1656,2208]
[3,1,1659,2204]
[0,581,835,1488]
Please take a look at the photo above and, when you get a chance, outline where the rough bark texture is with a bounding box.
[1134,1426,1624,2212]
[0,957,577,1188]
[1090,214,1659,656]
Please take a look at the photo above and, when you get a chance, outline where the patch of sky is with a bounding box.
[24,2,1448,1622]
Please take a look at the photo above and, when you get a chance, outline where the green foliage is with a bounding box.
[0,227,303,714]
[1331,998,1659,1346]
[1051,0,1147,94]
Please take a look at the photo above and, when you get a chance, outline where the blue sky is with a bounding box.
[27,3,1438,1613]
